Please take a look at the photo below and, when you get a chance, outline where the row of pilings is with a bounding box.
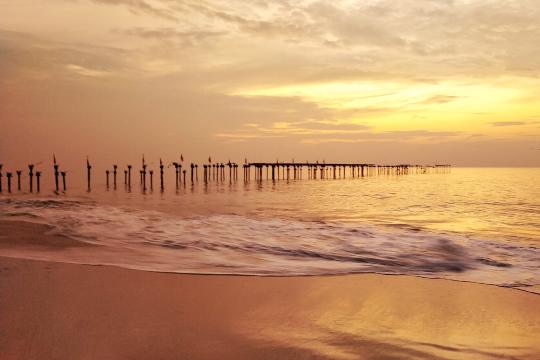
[0,158,451,193]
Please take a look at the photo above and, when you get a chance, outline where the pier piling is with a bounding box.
[28,164,34,193]
[6,172,12,193]
[113,165,117,189]
[86,157,92,192]
[61,171,66,191]
[36,171,41,192]
[159,159,164,191]
[16,171,21,191]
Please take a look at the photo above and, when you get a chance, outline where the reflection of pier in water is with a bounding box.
[0,156,451,193]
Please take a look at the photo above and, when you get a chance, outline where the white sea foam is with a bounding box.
[1,197,538,291]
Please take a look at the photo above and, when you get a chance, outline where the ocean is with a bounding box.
[1,167,539,292]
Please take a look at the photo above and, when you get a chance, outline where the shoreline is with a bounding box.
[1,251,539,296]
[1,255,540,359]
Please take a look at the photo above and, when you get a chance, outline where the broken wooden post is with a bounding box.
[36,171,41,192]
[16,170,21,191]
[86,157,92,192]
[173,163,179,188]
[6,172,12,193]
[28,164,34,192]
[142,164,147,191]
[159,159,164,191]
[53,155,59,192]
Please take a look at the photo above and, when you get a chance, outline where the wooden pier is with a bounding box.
[0,156,451,194]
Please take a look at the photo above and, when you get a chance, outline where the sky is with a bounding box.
[1,0,539,169]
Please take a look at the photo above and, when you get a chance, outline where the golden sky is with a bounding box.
[1,0,539,167]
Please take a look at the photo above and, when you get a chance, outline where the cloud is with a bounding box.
[491,121,526,127]
[419,95,460,105]
[216,123,465,144]
[1,0,540,166]
[66,64,112,77]
[115,27,226,45]
[82,0,177,21]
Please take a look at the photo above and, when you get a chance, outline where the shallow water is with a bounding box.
[1,167,539,291]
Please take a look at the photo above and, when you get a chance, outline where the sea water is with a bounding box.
[1,167,538,292]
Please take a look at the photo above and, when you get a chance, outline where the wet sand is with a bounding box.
[0,221,539,359]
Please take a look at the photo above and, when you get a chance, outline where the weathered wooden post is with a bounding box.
[190,163,194,183]
[124,170,128,186]
[16,170,22,191]
[203,165,208,183]
[86,157,92,192]
[53,155,59,192]
[28,164,34,192]
[159,159,164,191]
[174,162,179,188]
[113,165,118,189]
[106,170,110,189]
[6,172,12,193]
[142,164,147,192]
[182,170,186,185]
[61,171,66,191]
[149,170,153,190]
[127,165,132,188]
[141,155,146,190]
[195,165,198,181]
[36,171,41,192]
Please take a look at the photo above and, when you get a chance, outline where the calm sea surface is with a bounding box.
[1,167,539,292]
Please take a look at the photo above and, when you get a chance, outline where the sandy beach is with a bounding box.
[1,219,539,360]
